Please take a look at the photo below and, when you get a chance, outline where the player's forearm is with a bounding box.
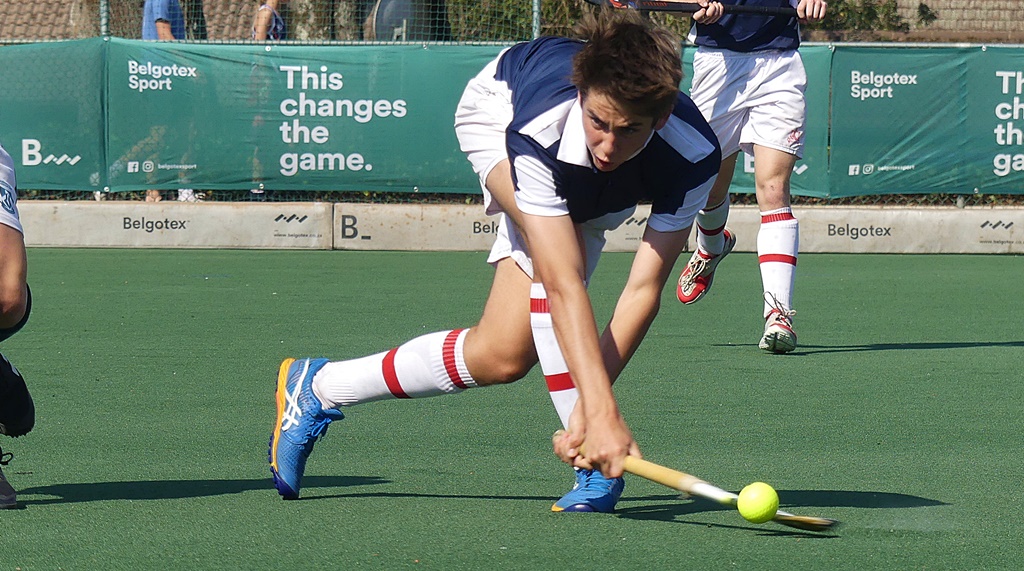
[602,228,688,380]
[485,161,529,234]
[601,282,661,382]
[0,226,28,329]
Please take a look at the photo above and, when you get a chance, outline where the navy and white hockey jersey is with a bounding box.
[690,0,801,52]
[0,143,24,234]
[494,36,721,234]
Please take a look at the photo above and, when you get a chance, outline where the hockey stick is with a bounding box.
[623,455,838,532]
[583,0,798,16]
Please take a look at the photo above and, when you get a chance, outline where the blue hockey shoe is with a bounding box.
[551,468,624,513]
[269,358,344,500]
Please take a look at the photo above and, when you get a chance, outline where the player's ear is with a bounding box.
[653,111,671,131]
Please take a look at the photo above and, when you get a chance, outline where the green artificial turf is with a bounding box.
[2,249,1021,570]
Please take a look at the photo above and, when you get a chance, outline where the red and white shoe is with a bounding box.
[677,229,736,305]
[759,295,797,353]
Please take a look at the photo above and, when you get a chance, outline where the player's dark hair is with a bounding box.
[571,9,682,121]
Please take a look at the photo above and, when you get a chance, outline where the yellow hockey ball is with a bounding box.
[737,482,779,524]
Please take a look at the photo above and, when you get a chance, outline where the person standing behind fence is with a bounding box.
[143,0,187,42]
[0,142,36,509]
[253,0,288,41]
[141,0,199,203]
[183,0,208,40]
[248,1,287,199]
[676,0,827,354]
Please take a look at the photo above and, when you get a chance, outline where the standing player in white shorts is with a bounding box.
[676,0,827,353]
[268,9,722,513]
[0,142,35,509]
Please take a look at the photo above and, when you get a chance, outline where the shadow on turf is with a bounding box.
[617,489,946,536]
[778,341,1024,355]
[17,477,585,507]
[17,477,947,535]
[15,475,388,505]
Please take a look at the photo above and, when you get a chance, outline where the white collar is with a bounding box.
[556,99,592,167]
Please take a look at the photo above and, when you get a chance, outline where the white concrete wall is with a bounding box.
[20,201,1024,254]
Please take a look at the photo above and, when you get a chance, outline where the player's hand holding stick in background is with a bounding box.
[692,0,724,25]
[796,0,828,23]
[583,0,797,16]
[584,0,828,25]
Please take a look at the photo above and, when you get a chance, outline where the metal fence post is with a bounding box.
[533,0,541,39]
[100,0,110,37]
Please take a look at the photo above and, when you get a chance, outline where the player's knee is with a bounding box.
[463,326,537,386]
[755,182,791,210]
[473,355,535,387]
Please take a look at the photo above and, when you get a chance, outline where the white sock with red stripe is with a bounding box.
[311,329,476,408]
[695,196,730,256]
[530,283,579,429]
[757,207,799,317]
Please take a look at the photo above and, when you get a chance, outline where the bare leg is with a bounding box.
[752,144,799,352]
[463,257,538,386]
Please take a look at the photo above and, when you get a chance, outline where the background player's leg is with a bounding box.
[752,144,798,353]
[677,154,738,305]
[695,155,736,257]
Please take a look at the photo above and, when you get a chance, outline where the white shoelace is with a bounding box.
[679,254,711,290]
[764,292,796,323]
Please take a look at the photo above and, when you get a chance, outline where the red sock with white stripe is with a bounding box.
[311,329,476,408]
[695,196,730,256]
[530,283,579,429]
[757,207,799,316]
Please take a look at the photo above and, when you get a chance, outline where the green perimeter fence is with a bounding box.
[1,4,1024,204]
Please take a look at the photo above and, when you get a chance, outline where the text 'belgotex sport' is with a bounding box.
[127,61,199,93]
